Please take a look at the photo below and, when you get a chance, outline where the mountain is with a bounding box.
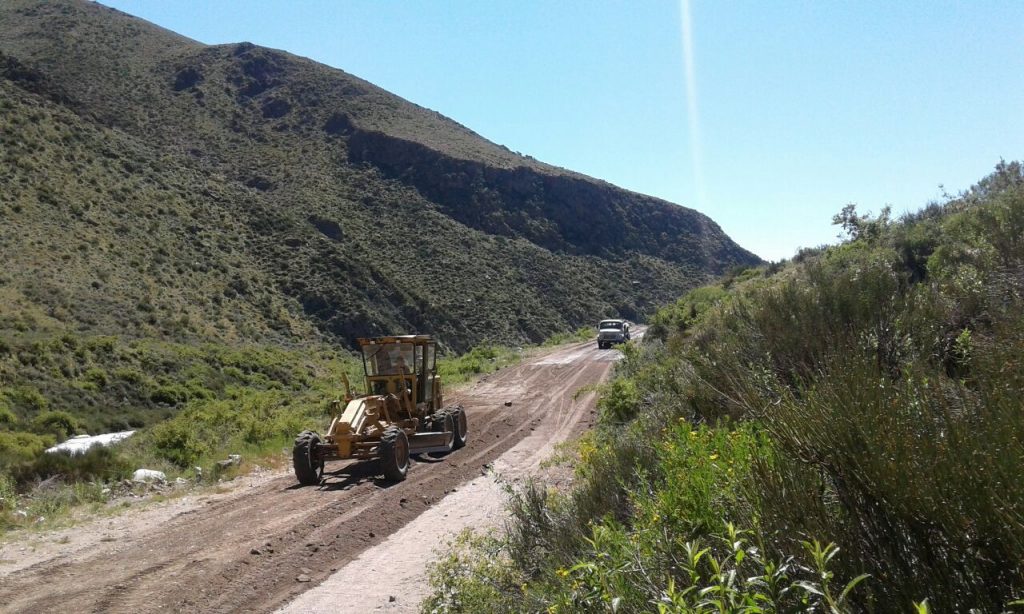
[0,0,760,354]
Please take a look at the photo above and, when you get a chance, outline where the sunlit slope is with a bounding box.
[0,0,760,353]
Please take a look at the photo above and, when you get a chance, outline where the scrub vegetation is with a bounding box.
[425,162,1024,612]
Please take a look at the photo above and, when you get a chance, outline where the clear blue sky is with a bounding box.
[100,0,1024,261]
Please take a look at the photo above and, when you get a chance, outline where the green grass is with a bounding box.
[437,345,525,386]
[0,332,348,435]
[541,327,594,347]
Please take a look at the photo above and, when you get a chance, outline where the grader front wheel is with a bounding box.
[380,426,410,482]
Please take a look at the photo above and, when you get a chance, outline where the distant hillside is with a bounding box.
[0,0,759,358]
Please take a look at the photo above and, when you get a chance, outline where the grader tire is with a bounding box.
[293,430,323,486]
[439,411,456,451]
[380,426,410,482]
[450,406,468,450]
[422,411,456,458]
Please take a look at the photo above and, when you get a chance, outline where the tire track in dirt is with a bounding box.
[0,338,625,613]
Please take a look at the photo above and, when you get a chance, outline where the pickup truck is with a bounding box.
[597,319,631,349]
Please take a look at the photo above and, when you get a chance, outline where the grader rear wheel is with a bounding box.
[450,406,468,449]
[437,411,455,451]
[380,426,410,482]
[424,411,457,458]
[293,430,324,486]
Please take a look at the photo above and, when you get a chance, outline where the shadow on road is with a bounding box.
[317,461,393,491]
[411,452,449,464]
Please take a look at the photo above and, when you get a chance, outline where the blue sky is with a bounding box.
[100,1,1023,261]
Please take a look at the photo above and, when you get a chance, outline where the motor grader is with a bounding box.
[292,335,468,485]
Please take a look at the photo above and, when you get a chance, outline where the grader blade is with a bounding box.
[408,431,454,454]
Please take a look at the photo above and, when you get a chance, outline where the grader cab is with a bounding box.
[292,335,467,485]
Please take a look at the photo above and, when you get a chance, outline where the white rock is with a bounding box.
[132,469,167,483]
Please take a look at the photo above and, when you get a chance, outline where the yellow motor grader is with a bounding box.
[292,335,467,484]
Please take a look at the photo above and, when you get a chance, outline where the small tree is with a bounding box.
[32,411,80,439]
[833,203,891,242]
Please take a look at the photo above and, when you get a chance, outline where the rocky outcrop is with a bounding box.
[347,129,755,272]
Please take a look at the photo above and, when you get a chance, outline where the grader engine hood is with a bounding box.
[332,397,382,437]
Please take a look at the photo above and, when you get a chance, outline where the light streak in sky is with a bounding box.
[680,0,706,211]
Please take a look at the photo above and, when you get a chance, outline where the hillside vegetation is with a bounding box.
[0,0,757,358]
[426,162,1024,612]
[0,0,757,458]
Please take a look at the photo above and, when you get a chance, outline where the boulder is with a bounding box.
[132,469,167,483]
[216,454,242,470]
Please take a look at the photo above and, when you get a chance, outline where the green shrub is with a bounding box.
[423,531,528,613]
[595,377,640,424]
[10,446,130,484]
[0,430,53,465]
[8,386,48,413]
[426,522,865,614]
[0,473,17,512]
[0,398,16,426]
[112,367,146,384]
[662,170,1024,609]
[148,416,209,467]
[542,327,593,347]
[32,411,80,439]
[546,524,865,613]
[82,367,109,388]
[438,345,521,385]
[85,335,117,355]
[647,284,730,340]
[143,390,313,468]
[638,422,768,538]
[150,383,190,405]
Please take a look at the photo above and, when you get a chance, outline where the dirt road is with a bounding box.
[0,338,626,613]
